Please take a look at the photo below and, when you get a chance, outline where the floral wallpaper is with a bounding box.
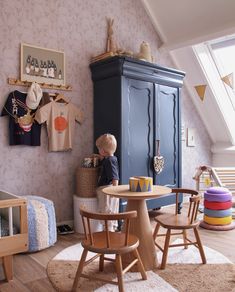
[0,0,212,222]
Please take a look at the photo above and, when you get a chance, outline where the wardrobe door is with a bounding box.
[121,78,154,183]
[154,84,181,188]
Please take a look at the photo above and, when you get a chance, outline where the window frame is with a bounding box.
[193,35,235,144]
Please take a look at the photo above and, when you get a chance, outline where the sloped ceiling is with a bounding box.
[141,0,235,50]
[141,0,235,164]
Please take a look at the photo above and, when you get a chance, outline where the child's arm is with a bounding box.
[91,153,104,160]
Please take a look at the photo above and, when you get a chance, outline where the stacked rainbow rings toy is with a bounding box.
[200,186,235,231]
[129,176,153,192]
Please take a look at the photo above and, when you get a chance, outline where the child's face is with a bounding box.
[98,147,106,157]
[98,147,112,157]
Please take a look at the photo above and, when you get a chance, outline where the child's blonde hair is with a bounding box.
[96,133,117,154]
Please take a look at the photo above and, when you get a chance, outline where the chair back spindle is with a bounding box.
[189,194,201,223]
[125,218,130,245]
[81,216,87,240]
[104,220,111,247]
[175,192,179,215]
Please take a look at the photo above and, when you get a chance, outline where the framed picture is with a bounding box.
[21,43,65,86]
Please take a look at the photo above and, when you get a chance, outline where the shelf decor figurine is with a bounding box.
[106,18,117,53]
[135,41,154,63]
[91,18,118,63]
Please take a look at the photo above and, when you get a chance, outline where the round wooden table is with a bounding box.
[103,184,171,270]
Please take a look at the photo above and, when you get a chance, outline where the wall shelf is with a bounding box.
[8,78,72,91]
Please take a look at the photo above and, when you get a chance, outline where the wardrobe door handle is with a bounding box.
[153,140,165,175]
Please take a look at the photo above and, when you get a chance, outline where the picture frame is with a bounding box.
[20,43,65,86]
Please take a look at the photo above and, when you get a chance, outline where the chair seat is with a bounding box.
[82,231,139,254]
[155,213,200,229]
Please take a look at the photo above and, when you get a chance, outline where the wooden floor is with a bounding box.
[0,214,234,291]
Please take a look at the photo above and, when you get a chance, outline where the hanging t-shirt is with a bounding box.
[35,100,83,152]
[1,90,41,146]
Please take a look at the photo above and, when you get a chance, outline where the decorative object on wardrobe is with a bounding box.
[8,78,72,91]
[90,56,185,212]
[194,84,207,101]
[21,43,65,86]
[106,18,117,54]
[91,18,133,63]
[90,18,117,63]
[91,52,115,63]
[135,41,153,63]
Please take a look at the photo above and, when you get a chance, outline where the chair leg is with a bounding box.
[193,227,207,264]
[153,222,161,241]
[161,229,171,269]
[72,248,88,291]
[132,249,147,280]
[115,254,124,292]
[2,255,13,281]
[182,229,188,249]
[99,254,104,271]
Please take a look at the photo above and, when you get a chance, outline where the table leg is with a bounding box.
[126,199,158,270]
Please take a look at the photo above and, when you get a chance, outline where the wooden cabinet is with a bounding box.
[90,56,185,211]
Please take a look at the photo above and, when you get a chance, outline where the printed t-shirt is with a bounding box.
[98,156,119,186]
[35,100,83,152]
[1,90,41,146]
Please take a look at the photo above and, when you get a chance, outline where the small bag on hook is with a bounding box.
[153,140,165,174]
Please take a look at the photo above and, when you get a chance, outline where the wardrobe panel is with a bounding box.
[122,79,154,182]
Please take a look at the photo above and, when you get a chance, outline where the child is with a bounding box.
[95,133,119,231]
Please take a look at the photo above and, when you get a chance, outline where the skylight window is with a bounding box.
[193,34,235,145]
[209,37,235,107]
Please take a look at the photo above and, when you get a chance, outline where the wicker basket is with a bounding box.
[76,167,100,197]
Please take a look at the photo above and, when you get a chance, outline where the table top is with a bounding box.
[102,184,171,200]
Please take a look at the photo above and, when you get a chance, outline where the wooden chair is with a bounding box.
[72,209,147,292]
[153,188,206,269]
